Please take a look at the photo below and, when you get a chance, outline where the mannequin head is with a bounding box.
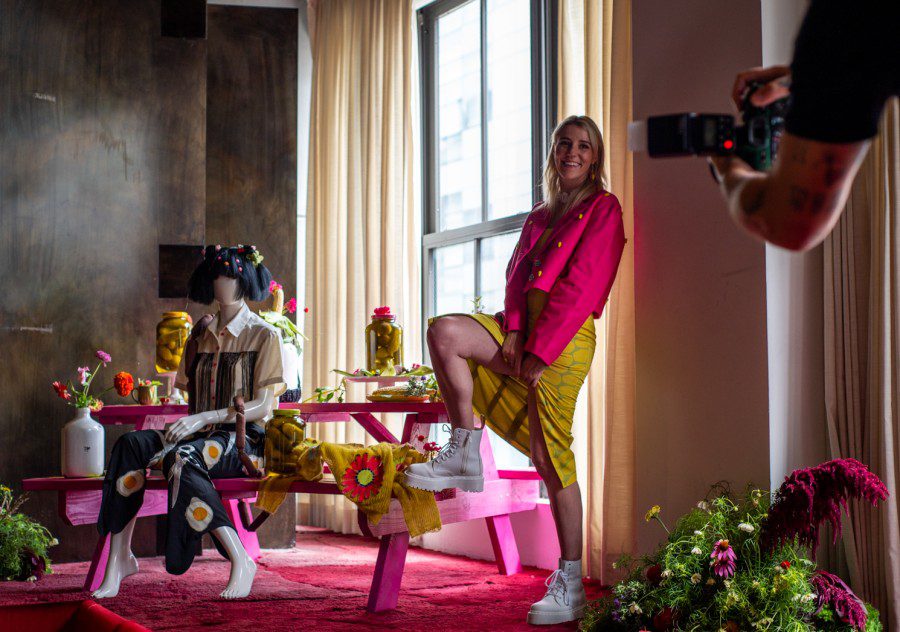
[187,244,272,305]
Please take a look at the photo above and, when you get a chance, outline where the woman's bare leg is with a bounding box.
[427,316,515,430]
[527,387,582,560]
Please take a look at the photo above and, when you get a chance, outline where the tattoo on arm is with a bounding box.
[744,185,766,215]
[789,186,809,213]
[820,152,847,187]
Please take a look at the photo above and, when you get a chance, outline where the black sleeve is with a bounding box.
[785,0,899,143]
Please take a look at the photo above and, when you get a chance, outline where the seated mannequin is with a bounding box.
[93,245,284,599]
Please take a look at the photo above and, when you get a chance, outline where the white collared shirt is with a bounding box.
[174,303,285,413]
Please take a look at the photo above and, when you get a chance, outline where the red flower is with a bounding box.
[653,607,676,631]
[51,381,71,401]
[646,564,662,586]
[285,298,297,314]
[417,435,426,442]
[341,453,384,502]
[114,372,134,397]
[304,307,309,313]
[811,571,867,630]
[780,560,791,570]
[89,399,104,413]
[761,458,889,557]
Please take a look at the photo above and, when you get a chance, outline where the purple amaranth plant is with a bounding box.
[760,458,888,557]
[709,539,737,578]
[810,570,868,631]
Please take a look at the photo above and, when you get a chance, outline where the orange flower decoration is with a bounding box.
[341,453,384,502]
[114,372,134,397]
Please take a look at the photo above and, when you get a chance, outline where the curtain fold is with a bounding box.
[824,99,899,629]
[558,0,635,582]
[302,0,420,533]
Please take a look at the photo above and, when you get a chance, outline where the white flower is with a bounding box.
[26,575,37,582]
[690,573,702,584]
[738,522,755,533]
[628,603,642,615]
[691,547,703,555]
[49,538,59,547]
[697,501,709,511]
[801,593,816,603]
[693,529,704,536]
[611,561,618,569]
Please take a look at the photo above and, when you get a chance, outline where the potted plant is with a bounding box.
[0,484,57,582]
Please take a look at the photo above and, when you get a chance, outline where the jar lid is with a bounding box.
[162,311,192,320]
[273,409,302,417]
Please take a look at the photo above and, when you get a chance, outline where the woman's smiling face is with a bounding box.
[554,124,596,191]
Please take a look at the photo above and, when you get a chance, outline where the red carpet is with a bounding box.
[0,528,609,631]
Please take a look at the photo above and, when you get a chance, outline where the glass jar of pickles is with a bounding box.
[264,410,307,475]
[155,311,193,373]
[365,306,403,375]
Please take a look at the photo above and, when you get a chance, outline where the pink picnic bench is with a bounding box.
[23,403,541,612]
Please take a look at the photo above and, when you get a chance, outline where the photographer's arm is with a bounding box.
[711,133,869,252]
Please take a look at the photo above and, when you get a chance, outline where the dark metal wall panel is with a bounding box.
[206,5,298,548]
[0,0,206,562]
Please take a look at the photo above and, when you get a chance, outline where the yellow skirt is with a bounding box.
[434,292,595,488]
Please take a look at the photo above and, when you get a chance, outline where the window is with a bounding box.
[419,0,556,469]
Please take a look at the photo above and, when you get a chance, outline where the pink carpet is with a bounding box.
[0,528,609,631]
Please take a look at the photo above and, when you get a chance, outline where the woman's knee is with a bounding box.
[427,316,463,355]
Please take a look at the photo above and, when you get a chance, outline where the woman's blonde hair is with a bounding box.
[541,115,606,220]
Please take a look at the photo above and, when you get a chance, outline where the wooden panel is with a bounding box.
[206,5,298,547]
[0,0,206,562]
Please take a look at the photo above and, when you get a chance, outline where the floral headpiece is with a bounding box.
[236,244,264,267]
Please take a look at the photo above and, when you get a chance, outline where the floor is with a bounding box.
[0,528,609,631]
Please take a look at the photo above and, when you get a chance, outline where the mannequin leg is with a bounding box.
[212,526,257,599]
[91,514,139,599]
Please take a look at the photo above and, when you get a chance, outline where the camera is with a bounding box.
[642,85,789,171]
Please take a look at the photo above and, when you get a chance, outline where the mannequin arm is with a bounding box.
[165,387,276,443]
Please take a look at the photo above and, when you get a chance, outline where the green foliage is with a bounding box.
[0,485,56,582]
[581,485,880,632]
[259,310,307,352]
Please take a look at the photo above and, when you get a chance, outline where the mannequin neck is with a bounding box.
[217,300,246,331]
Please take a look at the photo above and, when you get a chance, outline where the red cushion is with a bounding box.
[0,601,81,630]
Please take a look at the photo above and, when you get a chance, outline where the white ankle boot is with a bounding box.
[404,427,484,492]
[527,558,586,625]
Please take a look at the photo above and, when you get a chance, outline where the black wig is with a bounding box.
[187,244,273,305]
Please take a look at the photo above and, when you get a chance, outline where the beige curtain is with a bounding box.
[302,0,421,533]
[558,0,635,582]
[824,99,900,629]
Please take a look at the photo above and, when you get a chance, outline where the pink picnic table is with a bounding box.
[23,403,540,612]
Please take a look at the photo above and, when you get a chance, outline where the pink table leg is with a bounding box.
[486,515,522,575]
[224,498,261,561]
[84,533,110,592]
[366,532,410,613]
[350,412,399,444]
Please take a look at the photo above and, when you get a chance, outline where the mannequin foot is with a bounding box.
[220,554,256,599]
[91,554,139,599]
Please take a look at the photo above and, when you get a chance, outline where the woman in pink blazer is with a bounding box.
[406,115,625,625]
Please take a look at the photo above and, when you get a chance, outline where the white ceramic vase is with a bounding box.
[281,342,301,392]
[61,407,105,478]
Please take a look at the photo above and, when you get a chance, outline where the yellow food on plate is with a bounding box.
[366,385,430,403]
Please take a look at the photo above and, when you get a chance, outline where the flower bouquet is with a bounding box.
[258,280,307,353]
[50,350,115,411]
[0,484,57,582]
[581,459,888,631]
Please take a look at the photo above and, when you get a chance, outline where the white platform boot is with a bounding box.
[404,427,484,492]
[527,558,587,625]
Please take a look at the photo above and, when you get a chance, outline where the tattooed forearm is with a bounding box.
[744,184,766,215]
[819,152,847,187]
[789,186,809,213]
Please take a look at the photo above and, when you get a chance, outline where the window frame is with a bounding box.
[418,0,558,318]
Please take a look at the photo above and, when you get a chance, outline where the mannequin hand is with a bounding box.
[501,331,524,375]
[520,354,547,388]
[165,414,212,443]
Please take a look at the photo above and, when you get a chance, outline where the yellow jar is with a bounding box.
[264,410,307,475]
[155,311,192,373]
[365,306,403,375]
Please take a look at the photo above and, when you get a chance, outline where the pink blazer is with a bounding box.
[501,190,625,366]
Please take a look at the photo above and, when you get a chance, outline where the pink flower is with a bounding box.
[269,280,283,293]
[709,540,737,578]
[77,366,91,385]
[811,571,867,630]
[285,298,297,314]
[95,350,111,365]
[761,458,889,557]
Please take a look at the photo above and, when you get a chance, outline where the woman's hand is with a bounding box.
[731,65,791,109]
[165,414,211,444]
[501,330,524,375]
[519,353,548,388]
